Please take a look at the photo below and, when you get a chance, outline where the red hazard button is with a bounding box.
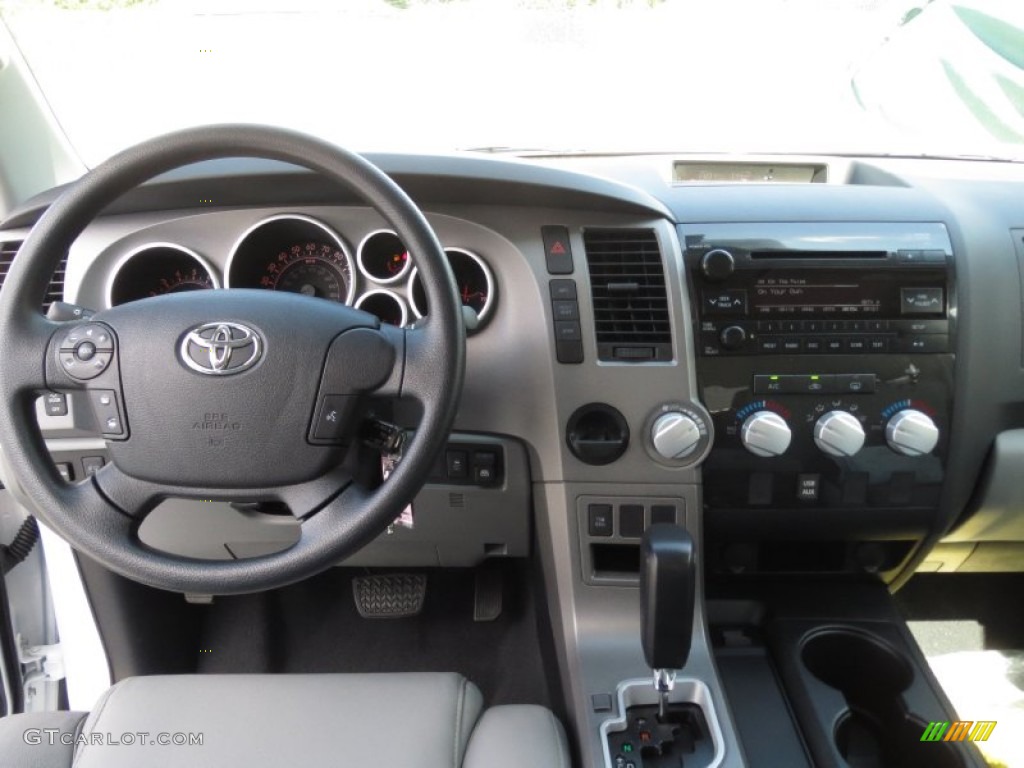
[541,225,574,274]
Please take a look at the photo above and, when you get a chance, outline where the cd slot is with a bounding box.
[750,250,887,259]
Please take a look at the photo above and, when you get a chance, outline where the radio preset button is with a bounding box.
[901,287,944,314]
[781,320,800,333]
[802,320,823,332]
[825,338,844,353]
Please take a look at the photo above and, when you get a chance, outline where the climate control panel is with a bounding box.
[735,397,940,461]
[697,354,952,513]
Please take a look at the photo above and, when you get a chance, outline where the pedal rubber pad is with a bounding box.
[352,574,427,618]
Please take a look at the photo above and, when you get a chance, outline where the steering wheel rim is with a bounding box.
[0,124,465,594]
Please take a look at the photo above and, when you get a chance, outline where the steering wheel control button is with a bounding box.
[89,390,125,437]
[44,392,68,417]
[587,504,613,537]
[55,463,73,483]
[313,395,351,442]
[542,225,574,275]
[74,340,97,361]
[60,350,111,380]
[60,323,114,351]
[81,456,105,477]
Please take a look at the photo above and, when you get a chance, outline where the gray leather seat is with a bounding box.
[0,673,570,767]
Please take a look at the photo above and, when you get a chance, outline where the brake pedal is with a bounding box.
[352,574,426,619]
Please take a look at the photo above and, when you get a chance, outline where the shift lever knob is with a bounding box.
[640,524,695,671]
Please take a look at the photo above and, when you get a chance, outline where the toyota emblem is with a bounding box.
[180,322,262,376]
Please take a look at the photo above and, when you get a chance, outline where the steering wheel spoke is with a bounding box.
[3,313,63,394]
[399,322,464,405]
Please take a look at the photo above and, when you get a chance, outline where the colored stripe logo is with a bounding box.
[921,720,997,742]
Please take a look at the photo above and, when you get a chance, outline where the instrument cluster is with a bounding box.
[106,214,496,331]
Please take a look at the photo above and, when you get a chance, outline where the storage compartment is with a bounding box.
[801,628,963,768]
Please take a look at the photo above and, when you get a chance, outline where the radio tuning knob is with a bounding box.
[651,411,702,460]
[701,249,735,281]
[886,409,939,456]
[740,411,792,457]
[814,410,866,457]
[719,325,747,350]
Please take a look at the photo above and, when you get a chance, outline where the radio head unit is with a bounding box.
[685,222,953,357]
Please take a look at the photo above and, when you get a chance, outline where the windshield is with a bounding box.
[2,0,1023,166]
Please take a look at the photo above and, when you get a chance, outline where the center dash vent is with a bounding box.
[0,240,67,312]
[583,228,672,362]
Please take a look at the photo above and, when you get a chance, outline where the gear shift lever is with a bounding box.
[640,524,695,721]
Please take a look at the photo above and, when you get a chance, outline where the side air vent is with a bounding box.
[0,240,67,311]
[583,228,672,362]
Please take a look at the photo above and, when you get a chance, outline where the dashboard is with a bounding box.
[2,150,1024,582]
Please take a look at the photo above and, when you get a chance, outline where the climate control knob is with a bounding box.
[651,411,702,460]
[886,409,939,456]
[814,411,865,457]
[740,411,792,457]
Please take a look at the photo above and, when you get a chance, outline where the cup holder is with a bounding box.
[802,627,913,703]
[801,627,966,768]
[835,712,964,768]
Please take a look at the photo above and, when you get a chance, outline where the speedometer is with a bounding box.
[261,241,352,301]
[227,215,357,304]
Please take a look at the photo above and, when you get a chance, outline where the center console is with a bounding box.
[684,222,956,578]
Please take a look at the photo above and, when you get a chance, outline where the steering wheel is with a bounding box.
[0,125,465,594]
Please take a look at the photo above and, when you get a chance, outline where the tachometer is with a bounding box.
[108,243,217,306]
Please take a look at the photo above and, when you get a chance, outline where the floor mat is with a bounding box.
[195,562,555,709]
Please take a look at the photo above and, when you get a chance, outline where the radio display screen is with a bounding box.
[752,276,882,315]
[747,270,944,316]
